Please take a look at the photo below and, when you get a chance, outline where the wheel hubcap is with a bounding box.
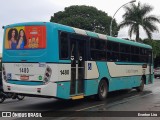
[100,83,106,97]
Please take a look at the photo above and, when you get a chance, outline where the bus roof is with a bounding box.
[107,36,152,49]
[4,22,152,49]
[52,22,152,49]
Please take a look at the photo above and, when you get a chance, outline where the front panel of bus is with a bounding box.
[2,22,61,98]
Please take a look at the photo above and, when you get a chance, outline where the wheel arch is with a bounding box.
[100,77,109,89]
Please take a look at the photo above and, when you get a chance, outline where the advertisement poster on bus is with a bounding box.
[5,26,46,49]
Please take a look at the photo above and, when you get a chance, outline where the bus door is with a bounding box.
[70,38,86,97]
[148,51,152,83]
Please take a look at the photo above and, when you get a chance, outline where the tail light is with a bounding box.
[7,86,11,90]
[37,88,41,93]
[43,66,52,84]
[2,65,7,82]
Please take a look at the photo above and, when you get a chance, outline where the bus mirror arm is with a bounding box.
[2,26,5,29]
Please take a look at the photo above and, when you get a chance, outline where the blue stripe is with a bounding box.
[7,80,44,86]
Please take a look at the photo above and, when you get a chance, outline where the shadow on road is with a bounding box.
[12,89,152,111]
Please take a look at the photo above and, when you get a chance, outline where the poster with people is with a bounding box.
[5,26,46,49]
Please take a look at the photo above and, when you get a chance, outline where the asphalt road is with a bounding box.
[0,78,160,120]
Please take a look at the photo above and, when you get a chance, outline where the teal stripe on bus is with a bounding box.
[7,80,44,85]
[86,31,99,38]
[107,36,152,49]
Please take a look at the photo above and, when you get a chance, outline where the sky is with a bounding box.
[0,0,160,53]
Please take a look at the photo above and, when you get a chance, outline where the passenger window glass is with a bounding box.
[90,38,106,61]
[60,32,69,59]
[112,42,119,52]
[120,53,130,62]
[107,51,120,61]
[120,44,130,53]
[131,46,139,54]
[90,38,105,50]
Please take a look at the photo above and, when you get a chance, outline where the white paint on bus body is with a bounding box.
[107,62,151,77]
[3,62,151,82]
[84,61,99,79]
[57,64,71,81]
[2,62,152,97]
[3,61,99,83]
[72,27,87,35]
[97,33,107,40]
[2,62,99,97]
[2,80,57,97]
[4,63,46,81]
[3,63,71,82]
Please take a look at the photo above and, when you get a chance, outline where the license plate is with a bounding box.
[20,75,29,80]
[14,63,34,74]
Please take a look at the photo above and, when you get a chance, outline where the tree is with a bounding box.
[143,39,160,58]
[143,39,160,67]
[50,5,118,36]
[119,2,160,41]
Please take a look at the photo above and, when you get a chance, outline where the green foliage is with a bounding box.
[119,2,160,41]
[143,39,160,58]
[50,5,118,36]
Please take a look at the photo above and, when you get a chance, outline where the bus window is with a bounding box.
[106,41,120,52]
[107,41,112,51]
[148,50,152,63]
[140,48,147,55]
[112,42,119,52]
[107,41,119,62]
[131,55,140,62]
[119,44,131,62]
[120,53,130,62]
[112,52,119,61]
[90,38,105,50]
[59,32,69,59]
[130,46,140,62]
[131,46,140,54]
[91,50,106,61]
[90,38,106,61]
[120,44,130,53]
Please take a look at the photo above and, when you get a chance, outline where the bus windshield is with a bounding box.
[5,26,46,50]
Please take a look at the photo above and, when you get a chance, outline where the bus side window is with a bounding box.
[107,52,112,61]
[107,41,119,62]
[130,46,140,62]
[59,32,69,59]
[147,50,152,63]
[90,38,106,61]
[119,43,131,62]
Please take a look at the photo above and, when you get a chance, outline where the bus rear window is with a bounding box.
[5,26,46,50]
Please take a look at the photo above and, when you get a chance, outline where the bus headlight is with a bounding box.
[2,65,7,82]
[43,66,52,84]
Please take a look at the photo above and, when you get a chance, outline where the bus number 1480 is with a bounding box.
[60,70,69,75]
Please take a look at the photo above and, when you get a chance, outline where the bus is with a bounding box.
[2,22,153,100]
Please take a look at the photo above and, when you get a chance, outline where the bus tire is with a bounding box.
[96,79,108,101]
[136,78,144,92]
[17,95,25,100]
[0,96,5,103]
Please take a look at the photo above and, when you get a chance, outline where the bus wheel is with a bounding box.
[136,78,144,92]
[96,79,108,101]
[17,95,25,100]
[0,96,5,103]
